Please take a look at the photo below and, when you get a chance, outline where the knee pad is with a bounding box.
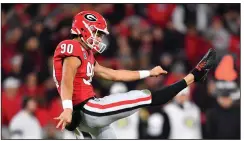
[141,89,151,95]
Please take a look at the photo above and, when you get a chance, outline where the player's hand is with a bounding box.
[150,66,168,77]
[54,108,73,131]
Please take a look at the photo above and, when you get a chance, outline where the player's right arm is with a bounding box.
[94,62,167,82]
[55,56,81,130]
[60,57,81,102]
[54,40,82,130]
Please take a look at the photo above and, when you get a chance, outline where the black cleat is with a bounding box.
[191,48,216,82]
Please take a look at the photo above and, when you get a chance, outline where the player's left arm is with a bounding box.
[94,62,168,81]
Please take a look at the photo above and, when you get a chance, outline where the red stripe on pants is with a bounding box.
[86,96,151,109]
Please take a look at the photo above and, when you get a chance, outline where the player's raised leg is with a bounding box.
[77,48,216,139]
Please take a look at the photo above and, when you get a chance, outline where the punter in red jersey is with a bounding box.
[53,11,216,139]
[53,39,96,106]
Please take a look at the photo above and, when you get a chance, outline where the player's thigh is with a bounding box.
[82,89,152,127]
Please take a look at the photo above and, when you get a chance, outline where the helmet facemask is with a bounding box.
[81,21,108,53]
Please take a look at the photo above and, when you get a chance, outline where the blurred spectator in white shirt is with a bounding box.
[163,87,202,139]
[9,96,42,139]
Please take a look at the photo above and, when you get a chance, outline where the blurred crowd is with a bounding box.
[1,4,240,139]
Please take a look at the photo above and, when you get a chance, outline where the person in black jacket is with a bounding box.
[205,80,240,139]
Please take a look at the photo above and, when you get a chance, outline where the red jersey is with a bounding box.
[53,39,96,106]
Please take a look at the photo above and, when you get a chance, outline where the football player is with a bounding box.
[53,11,216,139]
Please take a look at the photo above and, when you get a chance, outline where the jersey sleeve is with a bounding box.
[54,40,84,61]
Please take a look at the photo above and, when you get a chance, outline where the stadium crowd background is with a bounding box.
[1,4,240,139]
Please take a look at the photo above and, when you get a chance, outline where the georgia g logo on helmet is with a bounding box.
[84,14,97,22]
